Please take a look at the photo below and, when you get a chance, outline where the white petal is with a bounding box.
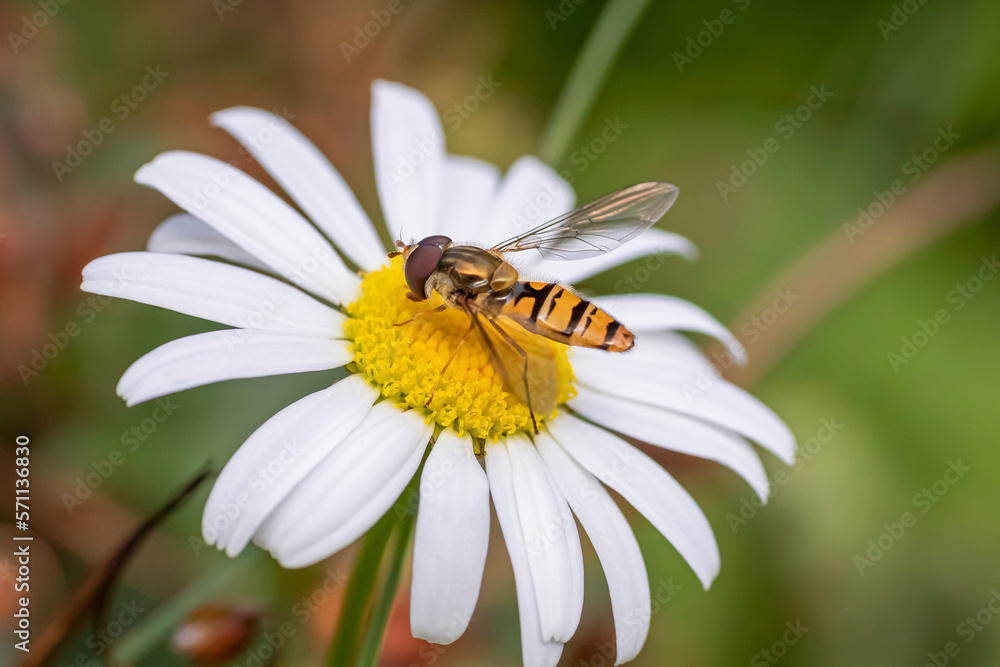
[570,350,795,464]
[257,402,433,568]
[525,229,697,284]
[202,375,377,555]
[536,432,650,665]
[211,107,387,271]
[588,331,712,371]
[548,416,720,590]
[482,156,575,248]
[569,385,770,502]
[118,330,352,407]
[135,150,359,305]
[147,214,271,271]
[437,155,501,242]
[81,252,345,337]
[592,293,746,365]
[485,441,564,667]
[410,430,490,644]
[506,435,584,642]
[371,80,446,242]
[571,331,712,378]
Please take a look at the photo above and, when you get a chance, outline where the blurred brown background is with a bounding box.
[2,0,1000,665]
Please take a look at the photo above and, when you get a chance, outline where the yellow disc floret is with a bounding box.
[344,258,575,441]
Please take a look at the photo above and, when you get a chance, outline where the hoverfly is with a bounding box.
[389,181,679,432]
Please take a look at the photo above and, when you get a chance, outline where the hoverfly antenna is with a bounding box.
[388,238,406,258]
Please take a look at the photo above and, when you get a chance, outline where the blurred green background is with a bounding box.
[2,0,1000,665]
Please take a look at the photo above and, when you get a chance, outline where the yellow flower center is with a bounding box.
[343,258,575,441]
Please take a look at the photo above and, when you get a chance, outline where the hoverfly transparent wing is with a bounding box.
[473,312,559,419]
[491,181,679,260]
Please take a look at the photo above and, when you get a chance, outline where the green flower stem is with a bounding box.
[327,472,421,667]
[356,504,416,667]
[113,550,261,664]
[538,0,653,166]
[327,509,397,667]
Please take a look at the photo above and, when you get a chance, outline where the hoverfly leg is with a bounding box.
[487,318,538,435]
[425,318,477,406]
[393,304,446,327]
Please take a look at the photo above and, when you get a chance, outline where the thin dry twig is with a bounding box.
[22,466,211,667]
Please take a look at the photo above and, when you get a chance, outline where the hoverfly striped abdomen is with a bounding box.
[502,281,634,352]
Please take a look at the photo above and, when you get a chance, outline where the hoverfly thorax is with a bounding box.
[396,235,520,304]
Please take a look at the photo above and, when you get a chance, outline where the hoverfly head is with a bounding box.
[402,235,452,301]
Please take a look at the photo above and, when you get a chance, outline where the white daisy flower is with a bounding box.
[81,80,795,666]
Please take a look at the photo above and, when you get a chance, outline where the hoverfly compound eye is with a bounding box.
[416,235,452,248]
[404,236,451,300]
